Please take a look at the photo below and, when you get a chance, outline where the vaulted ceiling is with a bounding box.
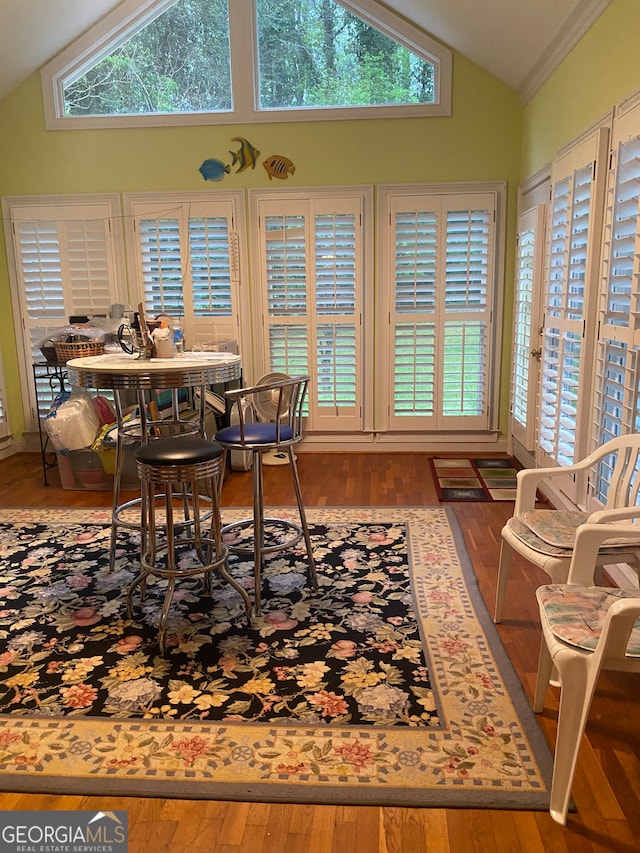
[0,0,611,104]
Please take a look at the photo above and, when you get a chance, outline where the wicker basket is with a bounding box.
[54,340,105,363]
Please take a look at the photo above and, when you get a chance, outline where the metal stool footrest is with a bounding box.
[222,517,305,556]
[112,493,213,533]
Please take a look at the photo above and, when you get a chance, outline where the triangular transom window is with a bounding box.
[42,0,451,128]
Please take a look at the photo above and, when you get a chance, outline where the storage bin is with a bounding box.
[56,446,139,490]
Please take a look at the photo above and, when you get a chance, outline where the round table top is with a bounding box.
[66,352,242,390]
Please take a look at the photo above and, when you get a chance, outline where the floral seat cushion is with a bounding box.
[521,509,588,547]
[521,509,640,550]
[505,516,638,557]
[505,517,572,555]
[536,584,640,657]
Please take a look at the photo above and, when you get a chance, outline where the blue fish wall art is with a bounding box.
[199,158,230,182]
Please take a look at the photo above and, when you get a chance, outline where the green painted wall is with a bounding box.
[522,0,640,177]
[0,49,521,441]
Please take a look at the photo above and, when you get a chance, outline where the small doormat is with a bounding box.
[430,457,519,502]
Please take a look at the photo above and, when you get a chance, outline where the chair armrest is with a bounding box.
[567,521,640,585]
[513,444,622,515]
[513,465,577,514]
[588,506,640,525]
[597,596,640,660]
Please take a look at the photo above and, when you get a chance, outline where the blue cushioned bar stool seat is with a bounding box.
[215,375,318,615]
[128,435,251,653]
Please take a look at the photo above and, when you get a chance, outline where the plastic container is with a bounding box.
[44,395,100,451]
[56,447,139,490]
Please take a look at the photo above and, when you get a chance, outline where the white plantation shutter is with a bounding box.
[12,206,119,352]
[126,193,246,349]
[538,128,608,486]
[380,189,498,431]
[138,218,184,317]
[591,102,640,506]
[511,206,545,451]
[6,197,124,427]
[393,210,436,419]
[443,206,490,421]
[254,192,366,432]
[315,212,359,413]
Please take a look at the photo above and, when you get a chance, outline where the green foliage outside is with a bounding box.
[64,0,434,116]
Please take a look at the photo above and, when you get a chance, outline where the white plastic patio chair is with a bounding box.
[494,434,640,623]
[533,519,640,825]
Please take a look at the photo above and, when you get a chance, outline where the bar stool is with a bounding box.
[214,375,318,615]
[109,387,205,569]
[127,435,252,653]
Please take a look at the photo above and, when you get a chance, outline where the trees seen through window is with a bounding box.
[55,0,446,123]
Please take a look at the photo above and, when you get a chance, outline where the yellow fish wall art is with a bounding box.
[263,154,296,180]
[229,137,260,173]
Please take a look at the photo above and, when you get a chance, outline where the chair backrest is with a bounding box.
[600,434,640,509]
[225,375,310,446]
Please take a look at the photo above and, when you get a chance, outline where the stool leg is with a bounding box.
[109,430,126,570]
[158,573,177,656]
[209,472,252,622]
[165,483,176,572]
[288,447,317,592]
[252,449,265,616]
[127,478,152,618]
[155,483,177,653]
[142,479,160,601]
[180,481,191,536]
[191,479,213,597]
[191,480,206,565]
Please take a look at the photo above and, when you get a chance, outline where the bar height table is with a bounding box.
[66,352,242,568]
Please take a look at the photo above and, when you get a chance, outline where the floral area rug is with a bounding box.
[0,506,552,808]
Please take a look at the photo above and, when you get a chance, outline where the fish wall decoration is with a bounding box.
[199,158,230,182]
[230,137,260,173]
[198,139,296,182]
[263,154,296,180]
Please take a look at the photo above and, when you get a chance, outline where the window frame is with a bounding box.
[589,96,640,510]
[510,204,545,453]
[41,0,452,129]
[123,190,252,361]
[376,181,506,436]
[536,127,609,505]
[248,185,374,432]
[2,193,127,433]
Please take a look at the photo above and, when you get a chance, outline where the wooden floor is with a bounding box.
[0,450,638,853]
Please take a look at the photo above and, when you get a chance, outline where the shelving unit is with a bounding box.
[32,360,69,486]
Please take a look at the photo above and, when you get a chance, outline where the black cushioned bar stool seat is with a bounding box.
[136,435,225,467]
[128,436,251,653]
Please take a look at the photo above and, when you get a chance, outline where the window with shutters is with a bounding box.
[124,192,250,353]
[378,185,503,432]
[3,195,125,430]
[41,0,451,129]
[250,189,372,432]
[510,206,545,452]
[591,101,640,506]
[537,128,608,488]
